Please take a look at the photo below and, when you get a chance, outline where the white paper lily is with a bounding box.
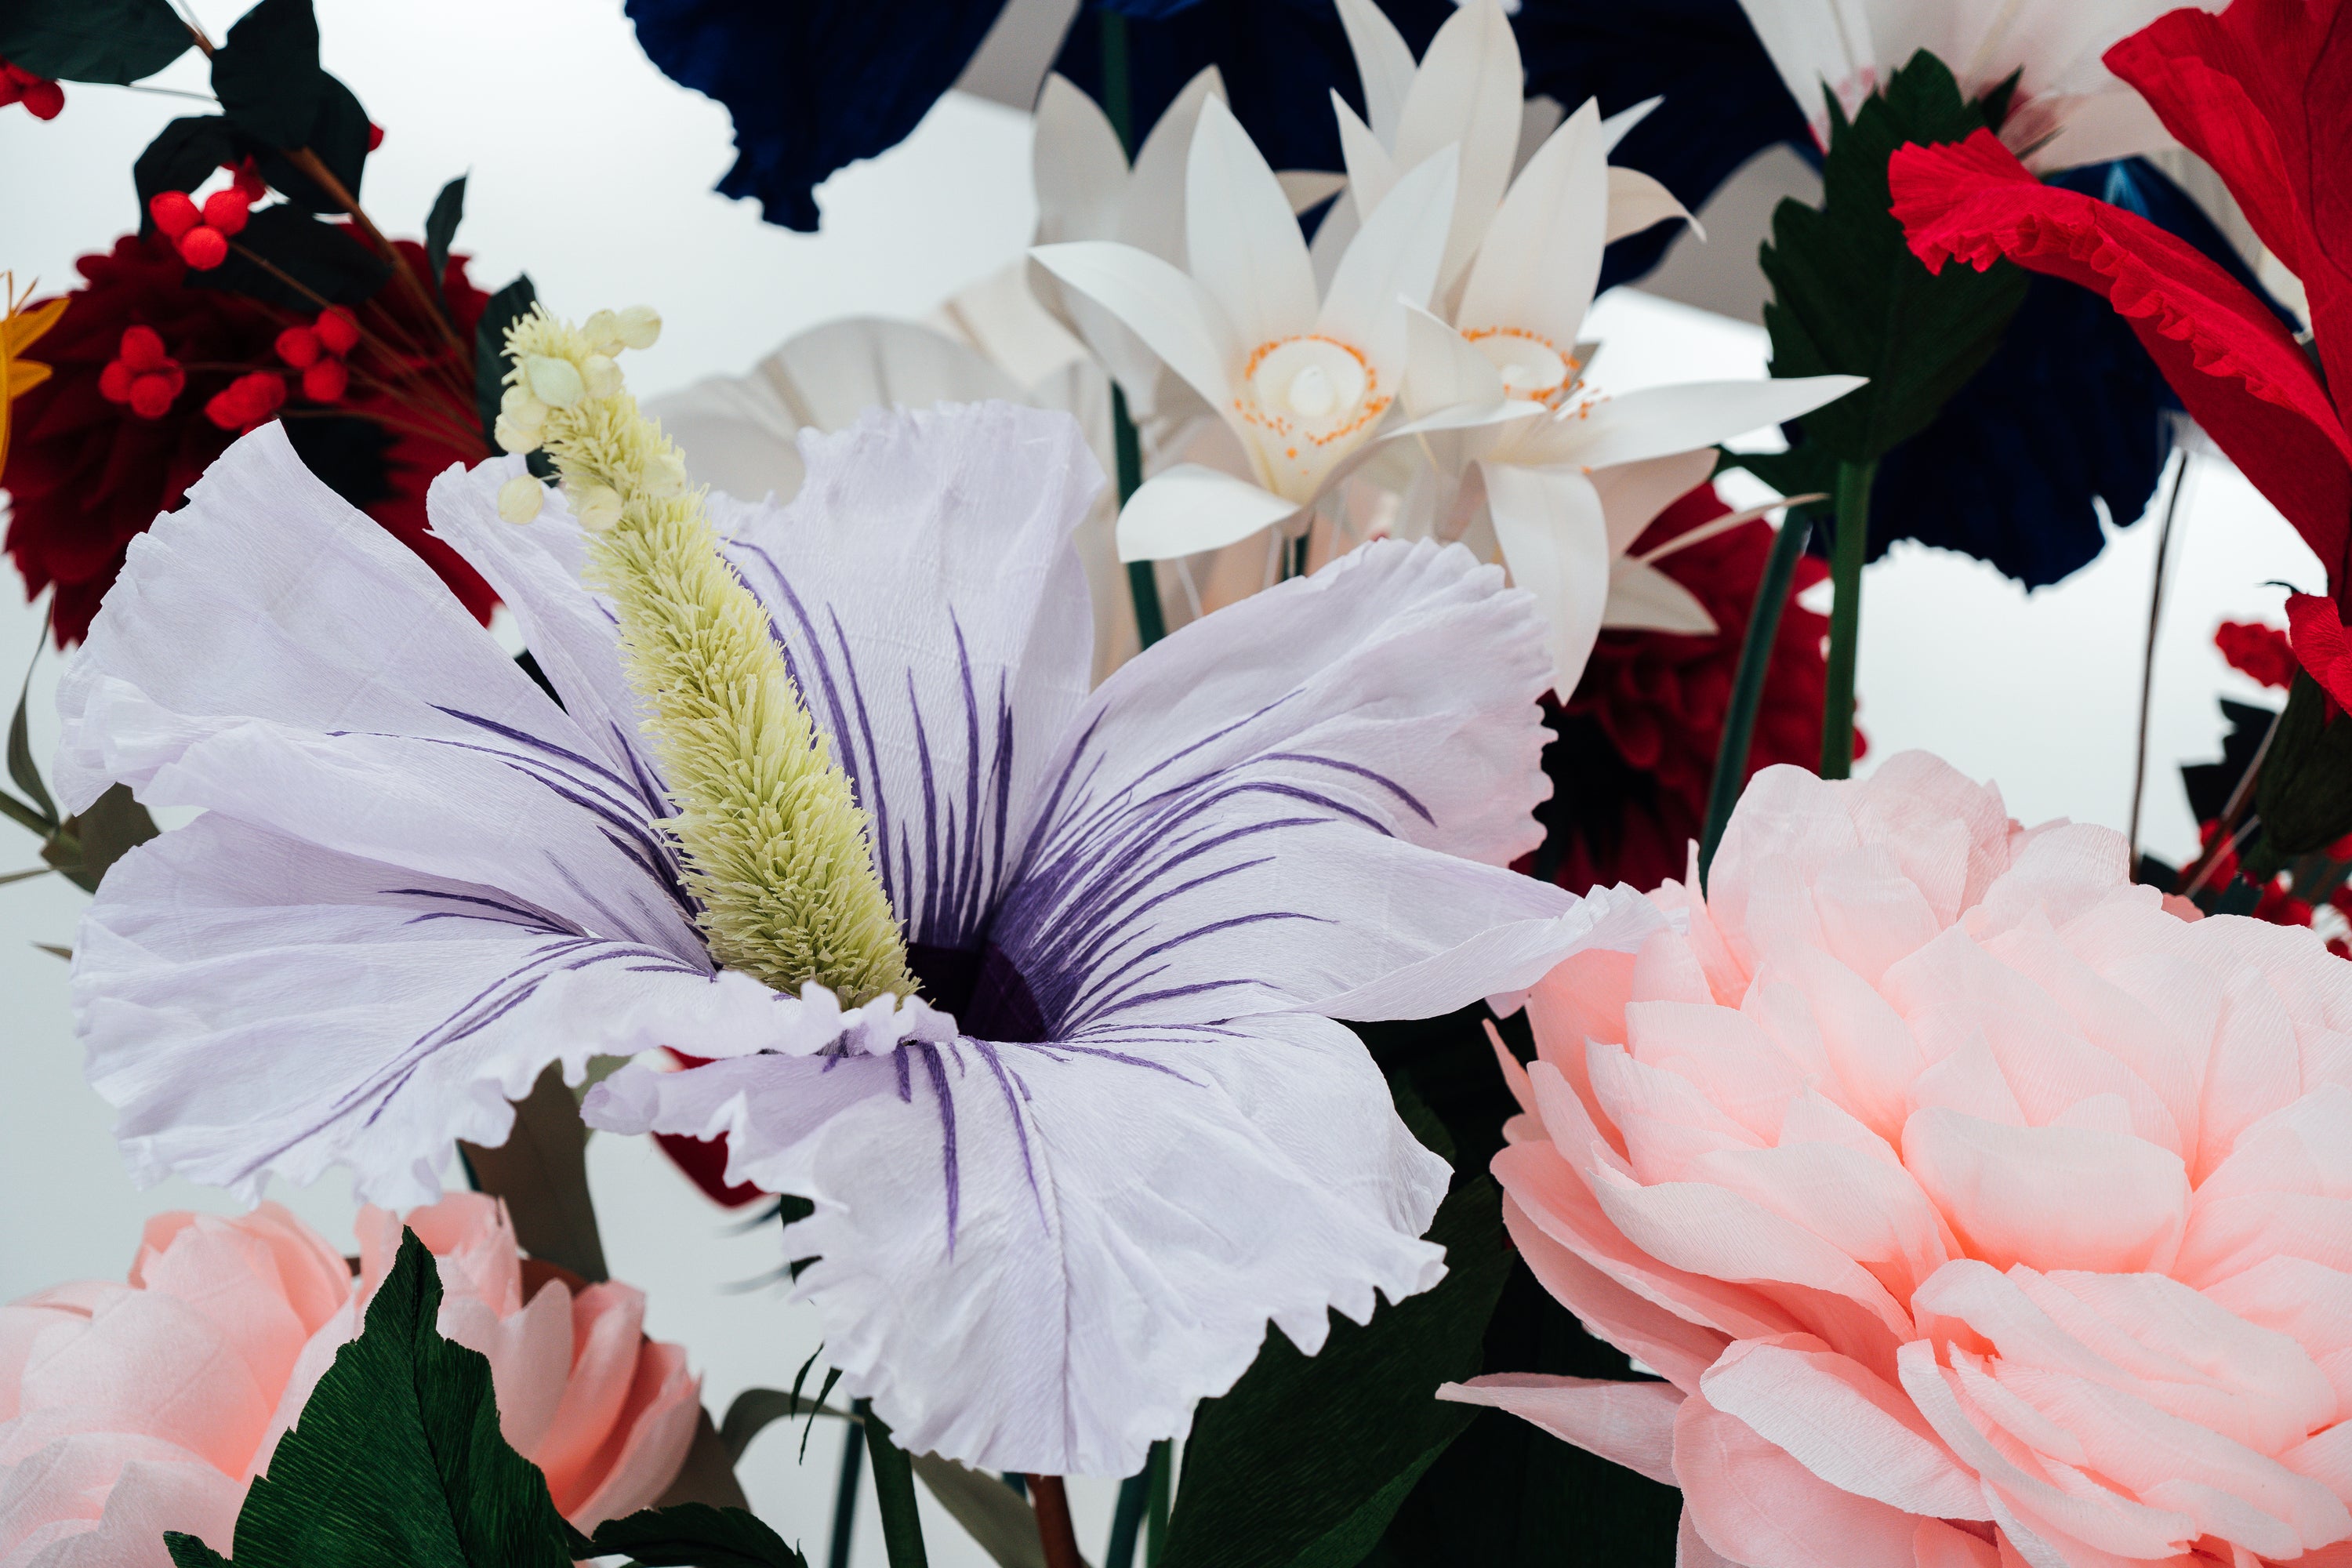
[1377,95,1862,698]
[1033,94,1459,563]
[1734,0,2226,171]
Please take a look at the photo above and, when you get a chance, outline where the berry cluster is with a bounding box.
[147,187,252,271]
[0,59,61,120]
[274,307,360,402]
[96,326,186,419]
[203,372,285,433]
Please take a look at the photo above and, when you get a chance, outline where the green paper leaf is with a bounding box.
[424,175,466,307]
[211,0,325,149]
[163,1228,576,1566]
[2253,673,2352,866]
[0,0,191,83]
[1758,50,2027,464]
[255,72,371,210]
[44,782,158,894]
[185,203,390,309]
[475,273,536,446]
[589,1501,808,1568]
[133,116,241,233]
[1160,1168,1511,1568]
[7,644,56,829]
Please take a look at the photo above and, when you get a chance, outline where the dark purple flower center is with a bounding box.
[907,942,1047,1044]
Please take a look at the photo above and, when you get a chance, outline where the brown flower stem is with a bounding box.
[281,147,465,354]
[1026,1475,1085,1568]
[222,241,469,419]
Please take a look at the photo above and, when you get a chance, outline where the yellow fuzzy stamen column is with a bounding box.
[495,304,915,1006]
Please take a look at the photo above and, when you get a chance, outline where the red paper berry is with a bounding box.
[365,122,384,151]
[148,190,201,239]
[18,75,61,120]
[301,358,349,402]
[226,157,267,201]
[118,325,169,372]
[127,371,182,419]
[203,371,286,432]
[201,187,250,237]
[313,306,359,356]
[275,325,322,368]
[97,361,135,403]
[176,227,230,270]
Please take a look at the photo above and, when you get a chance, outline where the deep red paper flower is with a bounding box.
[2217,618,2299,688]
[1531,483,1846,896]
[2,232,498,644]
[2286,591,2352,709]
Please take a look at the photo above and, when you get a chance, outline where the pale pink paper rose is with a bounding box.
[1444,752,2352,1568]
[0,1194,697,1567]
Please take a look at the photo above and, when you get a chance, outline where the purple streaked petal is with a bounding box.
[583,1010,1450,1477]
[74,815,814,1210]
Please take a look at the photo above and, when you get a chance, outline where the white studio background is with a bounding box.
[0,0,2325,1561]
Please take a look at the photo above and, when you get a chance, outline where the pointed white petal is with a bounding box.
[1602,557,1719,635]
[1033,74,1131,245]
[1308,187,1361,296]
[1385,398,1548,442]
[1186,95,1319,350]
[1031,241,1239,416]
[1638,498,1820,564]
[1606,165,1701,244]
[1588,448,1715,556]
[1318,145,1459,390]
[1402,300,1503,418]
[1116,464,1301,561]
[1481,461,1611,699]
[1737,0,1874,133]
[1529,373,1865,470]
[1277,169,1348,216]
[1333,93,1399,217]
[1458,99,1607,347]
[1335,0,1419,144]
[1394,0,1527,294]
[1123,66,1226,264]
[1599,96,1663,151]
[1515,95,1565,176]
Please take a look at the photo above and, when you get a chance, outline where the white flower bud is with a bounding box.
[495,474,546,524]
[581,309,624,355]
[572,483,624,533]
[493,414,542,455]
[642,448,688,498]
[582,354,623,399]
[499,384,548,427]
[525,354,586,408]
[615,305,662,351]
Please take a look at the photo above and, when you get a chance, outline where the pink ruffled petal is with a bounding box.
[1439,1373,1683,1484]
[1673,1386,1923,1568]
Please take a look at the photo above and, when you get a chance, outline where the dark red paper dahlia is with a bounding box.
[1530,483,1849,895]
[2,231,497,644]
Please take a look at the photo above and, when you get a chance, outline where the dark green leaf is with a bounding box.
[169,1228,575,1566]
[43,782,157,894]
[133,116,241,233]
[801,1367,844,1462]
[456,1060,608,1283]
[2255,672,2352,864]
[33,942,71,960]
[282,414,397,511]
[210,0,324,148]
[590,1501,808,1568]
[424,175,466,307]
[475,273,537,446]
[0,788,50,838]
[0,0,190,82]
[255,72,371,210]
[1160,1174,1511,1568]
[162,1534,233,1568]
[186,202,390,309]
[7,644,56,828]
[1758,50,2027,463]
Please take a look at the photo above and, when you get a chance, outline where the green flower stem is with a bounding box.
[828,1402,867,1568]
[1699,508,1814,890]
[1115,386,1167,649]
[1145,1439,1171,1563]
[1819,459,1877,781]
[864,1410,931,1568]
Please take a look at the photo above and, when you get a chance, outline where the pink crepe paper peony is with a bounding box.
[0,1193,697,1566]
[1444,752,2352,1568]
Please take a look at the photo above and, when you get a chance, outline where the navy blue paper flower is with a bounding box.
[624,0,1011,231]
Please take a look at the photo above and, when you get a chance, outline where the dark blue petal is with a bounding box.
[624,0,1013,231]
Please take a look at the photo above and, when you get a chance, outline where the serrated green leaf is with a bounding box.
[210,0,325,149]
[2255,672,2352,862]
[163,1533,233,1568]
[424,176,466,309]
[0,0,191,83]
[590,1501,808,1568]
[45,782,157,894]
[169,1228,575,1566]
[1758,50,2027,463]
[1160,1174,1511,1568]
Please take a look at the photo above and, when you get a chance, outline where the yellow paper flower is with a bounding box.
[1,273,67,477]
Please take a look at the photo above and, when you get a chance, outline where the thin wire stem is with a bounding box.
[2127,448,2192,859]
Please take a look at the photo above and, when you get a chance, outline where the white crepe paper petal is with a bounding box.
[1116,464,1301,561]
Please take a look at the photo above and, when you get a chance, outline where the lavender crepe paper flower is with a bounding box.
[56,399,1663,1475]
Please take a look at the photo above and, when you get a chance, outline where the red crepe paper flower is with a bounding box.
[2216,618,2299,688]
[1891,129,2352,593]
[1532,483,1846,897]
[2286,591,2352,709]
[0,59,62,119]
[2,233,497,644]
